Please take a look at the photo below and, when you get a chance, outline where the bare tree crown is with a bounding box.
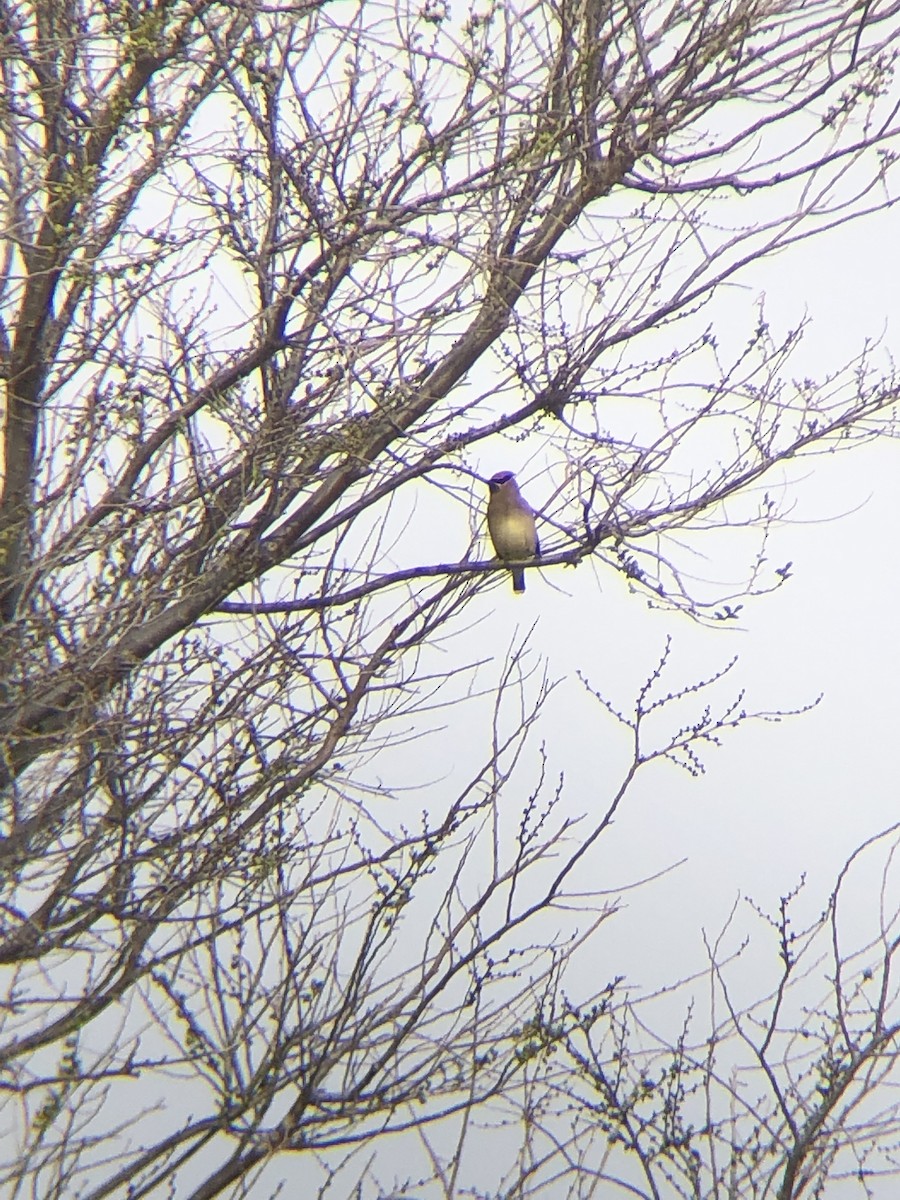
[1,1,899,1197]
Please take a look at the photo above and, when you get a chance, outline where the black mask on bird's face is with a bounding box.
[488,471,516,492]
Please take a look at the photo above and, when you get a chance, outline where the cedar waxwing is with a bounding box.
[486,471,540,594]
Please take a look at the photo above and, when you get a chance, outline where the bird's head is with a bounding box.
[487,470,517,493]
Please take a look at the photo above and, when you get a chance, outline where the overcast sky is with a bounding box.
[448,197,900,1004]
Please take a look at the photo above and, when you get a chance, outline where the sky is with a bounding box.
[389,195,900,1017]
[173,15,900,1197]
[361,194,900,1198]
[501,200,900,988]
[9,7,900,1196]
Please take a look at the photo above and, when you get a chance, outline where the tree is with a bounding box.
[1,1,899,1197]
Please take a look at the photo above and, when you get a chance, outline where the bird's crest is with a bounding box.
[488,470,516,490]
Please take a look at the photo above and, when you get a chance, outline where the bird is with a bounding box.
[486,471,540,594]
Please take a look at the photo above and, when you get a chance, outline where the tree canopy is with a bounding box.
[2,1,900,1198]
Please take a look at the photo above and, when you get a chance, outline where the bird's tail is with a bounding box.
[512,567,525,594]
